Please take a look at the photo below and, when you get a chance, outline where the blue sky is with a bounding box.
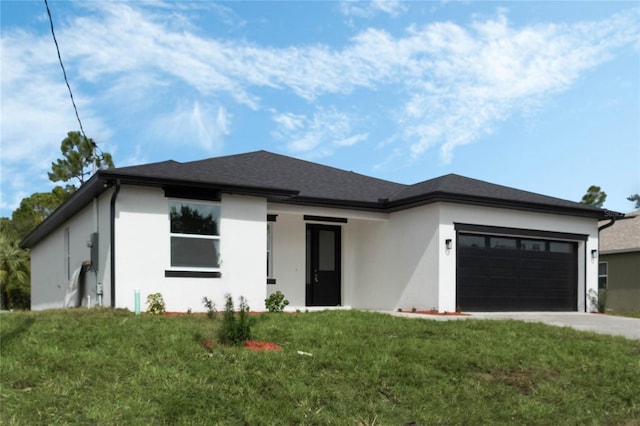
[1,1,639,217]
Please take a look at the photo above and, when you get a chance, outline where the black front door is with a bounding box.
[306,224,341,306]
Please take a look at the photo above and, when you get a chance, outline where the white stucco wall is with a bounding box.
[113,187,267,313]
[31,194,111,311]
[437,203,598,312]
[267,201,598,313]
[267,203,389,310]
[348,205,441,311]
[31,186,599,314]
[267,212,306,307]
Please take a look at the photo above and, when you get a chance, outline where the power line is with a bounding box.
[44,0,89,143]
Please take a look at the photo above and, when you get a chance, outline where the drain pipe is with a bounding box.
[597,213,618,232]
[588,211,621,312]
[110,179,121,308]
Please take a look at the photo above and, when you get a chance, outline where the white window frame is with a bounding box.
[267,222,274,279]
[598,261,608,289]
[168,199,221,271]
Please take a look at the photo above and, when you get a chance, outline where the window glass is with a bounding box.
[319,230,335,271]
[521,239,545,252]
[171,237,220,268]
[169,201,220,269]
[170,202,219,236]
[598,262,608,289]
[458,234,485,249]
[598,262,607,275]
[267,223,273,278]
[490,237,517,250]
[549,242,573,253]
[598,277,607,289]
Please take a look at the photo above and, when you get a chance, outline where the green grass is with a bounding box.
[608,311,640,319]
[1,309,639,425]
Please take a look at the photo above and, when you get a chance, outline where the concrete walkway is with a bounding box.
[389,311,640,340]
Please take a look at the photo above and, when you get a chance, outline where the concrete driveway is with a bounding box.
[390,311,640,340]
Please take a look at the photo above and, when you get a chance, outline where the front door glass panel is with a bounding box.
[318,230,336,271]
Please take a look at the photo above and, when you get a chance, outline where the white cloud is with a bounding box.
[153,101,230,153]
[272,112,306,132]
[393,9,640,162]
[1,2,638,214]
[272,108,368,157]
[339,0,407,18]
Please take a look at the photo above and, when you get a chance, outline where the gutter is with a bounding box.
[109,179,121,308]
[597,212,620,232]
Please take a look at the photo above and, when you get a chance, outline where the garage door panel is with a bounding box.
[457,233,577,312]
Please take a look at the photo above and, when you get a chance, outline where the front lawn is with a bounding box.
[608,311,640,319]
[1,309,639,424]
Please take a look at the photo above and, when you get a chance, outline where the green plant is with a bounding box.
[588,288,608,313]
[146,293,165,315]
[265,291,290,313]
[217,294,253,346]
[2,310,640,424]
[202,296,216,319]
[411,306,417,313]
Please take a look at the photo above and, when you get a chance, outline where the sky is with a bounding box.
[1,0,639,218]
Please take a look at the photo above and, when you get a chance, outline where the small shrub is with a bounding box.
[411,306,417,313]
[202,297,217,319]
[218,294,254,346]
[146,293,165,315]
[265,291,290,313]
[588,288,608,313]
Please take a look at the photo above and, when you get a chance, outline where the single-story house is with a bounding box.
[22,150,613,313]
[598,210,640,311]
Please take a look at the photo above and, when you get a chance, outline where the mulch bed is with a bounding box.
[244,340,283,351]
[200,340,282,352]
[402,310,469,316]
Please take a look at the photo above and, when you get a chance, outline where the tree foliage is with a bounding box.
[6,187,71,241]
[0,234,30,309]
[627,194,640,209]
[0,131,115,310]
[48,131,114,188]
[580,185,607,208]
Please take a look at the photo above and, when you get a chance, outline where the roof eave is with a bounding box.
[385,192,613,218]
[99,171,299,199]
[21,174,109,249]
[284,196,385,212]
[21,171,300,248]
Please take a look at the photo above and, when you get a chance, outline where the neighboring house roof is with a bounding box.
[599,210,640,254]
[21,150,612,248]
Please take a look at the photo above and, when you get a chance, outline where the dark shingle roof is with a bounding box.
[388,173,603,213]
[103,150,405,206]
[22,150,610,248]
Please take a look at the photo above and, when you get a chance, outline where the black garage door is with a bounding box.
[457,233,578,311]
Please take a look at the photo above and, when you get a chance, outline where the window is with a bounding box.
[169,201,220,269]
[267,222,273,279]
[598,262,608,289]
[266,215,277,284]
[458,234,486,249]
[490,237,517,250]
[521,239,545,252]
[549,241,573,253]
